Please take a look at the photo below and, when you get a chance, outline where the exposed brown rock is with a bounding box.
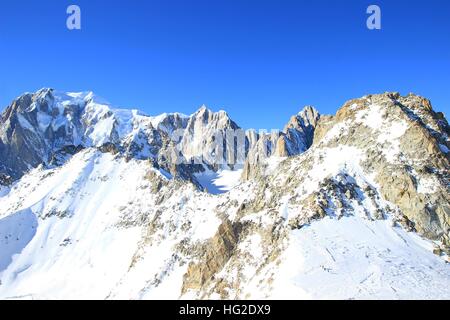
[98,142,120,155]
[182,219,242,293]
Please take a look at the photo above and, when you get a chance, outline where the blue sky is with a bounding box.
[0,0,449,129]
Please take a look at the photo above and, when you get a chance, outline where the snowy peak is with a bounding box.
[0,89,89,179]
[149,112,189,134]
[284,105,320,132]
[318,92,450,155]
[0,90,246,182]
[297,105,320,130]
[195,104,209,114]
[178,105,241,170]
[0,89,154,179]
[188,105,239,130]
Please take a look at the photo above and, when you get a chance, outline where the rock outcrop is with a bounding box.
[242,106,320,180]
[182,219,242,295]
[275,106,320,157]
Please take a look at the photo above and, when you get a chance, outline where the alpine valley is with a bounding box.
[0,88,449,299]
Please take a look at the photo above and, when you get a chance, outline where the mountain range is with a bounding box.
[0,88,449,299]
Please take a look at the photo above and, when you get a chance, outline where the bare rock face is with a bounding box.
[242,131,279,180]
[0,173,12,186]
[243,106,320,180]
[182,219,241,295]
[49,145,85,166]
[276,106,320,157]
[150,113,188,134]
[0,89,60,179]
[98,142,120,155]
[178,106,243,170]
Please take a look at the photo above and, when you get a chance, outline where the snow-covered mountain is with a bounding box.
[0,89,449,299]
[0,88,161,179]
[0,89,246,190]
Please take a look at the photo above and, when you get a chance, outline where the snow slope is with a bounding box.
[268,216,450,300]
[194,169,243,194]
[0,150,146,298]
[0,150,223,299]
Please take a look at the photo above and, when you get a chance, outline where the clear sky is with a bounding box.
[0,0,449,129]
